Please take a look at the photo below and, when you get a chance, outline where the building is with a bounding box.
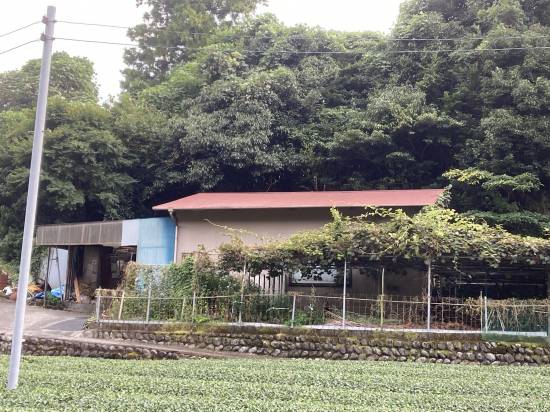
[33,189,549,303]
[153,189,445,296]
[35,218,175,300]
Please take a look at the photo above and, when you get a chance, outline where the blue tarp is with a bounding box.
[35,287,63,299]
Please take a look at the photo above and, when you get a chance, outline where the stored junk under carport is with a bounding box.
[35,218,175,302]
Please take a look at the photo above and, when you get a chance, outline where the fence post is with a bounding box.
[479,292,483,333]
[145,284,152,323]
[118,290,125,321]
[426,260,432,331]
[380,267,385,328]
[291,294,297,328]
[191,291,197,323]
[547,273,550,337]
[95,289,101,324]
[484,295,488,333]
[180,296,187,322]
[238,262,246,324]
[342,259,347,328]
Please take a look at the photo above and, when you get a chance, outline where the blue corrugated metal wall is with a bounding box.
[136,217,175,265]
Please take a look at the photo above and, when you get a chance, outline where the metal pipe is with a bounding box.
[238,262,246,324]
[484,295,488,333]
[291,294,297,328]
[146,285,152,323]
[342,259,347,328]
[191,291,196,323]
[168,209,178,263]
[95,290,101,323]
[380,267,385,328]
[427,260,432,331]
[43,248,52,310]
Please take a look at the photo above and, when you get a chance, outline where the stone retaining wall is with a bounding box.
[0,334,195,360]
[88,324,550,366]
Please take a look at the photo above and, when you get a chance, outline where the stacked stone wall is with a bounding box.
[87,324,550,366]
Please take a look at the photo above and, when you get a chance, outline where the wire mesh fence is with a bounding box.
[485,300,550,334]
[95,289,550,335]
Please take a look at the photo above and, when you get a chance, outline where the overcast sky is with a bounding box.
[1,0,403,100]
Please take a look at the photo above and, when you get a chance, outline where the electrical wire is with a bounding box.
[53,37,550,54]
[0,39,40,56]
[55,20,130,30]
[55,20,550,42]
[0,21,41,39]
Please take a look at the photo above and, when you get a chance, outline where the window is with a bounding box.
[289,265,351,287]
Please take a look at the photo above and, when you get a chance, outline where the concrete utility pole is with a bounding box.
[7,6,56,390]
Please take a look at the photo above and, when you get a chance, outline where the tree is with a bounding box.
[0,52,97,110]
[0,97,133,261]
[122,0,265,93]
[176,67,303,191]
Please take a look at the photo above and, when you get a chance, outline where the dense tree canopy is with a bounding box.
[123,0,266,93]
[0,0,549,264]
[0,52,98,111]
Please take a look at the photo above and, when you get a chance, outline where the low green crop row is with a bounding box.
[0,356,548,411]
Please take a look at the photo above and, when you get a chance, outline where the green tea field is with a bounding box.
[1,356,548,411]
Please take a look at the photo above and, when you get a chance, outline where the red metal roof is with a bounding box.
[153,189,445,211]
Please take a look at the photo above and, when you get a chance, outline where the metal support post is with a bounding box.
[427,260,432,331]
[484,295,488,333]
[118,291,125,321]
[291,294,297,328]
[238,262,246,324]
[8,6,56,390]
[479,292,483,333]
[342,259,347,328]
[191,291,197,323]
[145,285,152,323]
[43,248,51,309]
[380,267,385,328]
[547,272,550,337]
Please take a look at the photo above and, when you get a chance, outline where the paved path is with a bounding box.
[0,299,89,337]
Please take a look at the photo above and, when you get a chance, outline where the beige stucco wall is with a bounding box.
[174,206,425,296]
[175,208,338,260]
[175,206,420,261]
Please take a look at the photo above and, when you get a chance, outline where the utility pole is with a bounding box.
[7,6,56,390]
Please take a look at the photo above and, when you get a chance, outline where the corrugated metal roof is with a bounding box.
[35,221,123,247]
[152,189,445,211]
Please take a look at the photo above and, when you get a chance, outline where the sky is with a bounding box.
[1,0,403,100]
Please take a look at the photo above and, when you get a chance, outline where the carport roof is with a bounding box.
[153,189,445,211]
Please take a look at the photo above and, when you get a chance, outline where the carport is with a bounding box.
[35,218,175,301]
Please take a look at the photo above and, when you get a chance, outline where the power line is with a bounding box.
[0,21,41,39]
[55,20,550,42]
[53,37,550,54]
[0,39,40,56]
[56,20,130,30]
